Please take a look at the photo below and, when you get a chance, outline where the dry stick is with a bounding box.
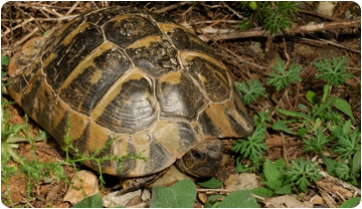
[222,2,244,19]
[209,19,361,40]
[282,37,291,67]
[15,3,83,10]
[299,9,342,21]
[65,1,80,15]
[220,48,270,72]
[155,2,193,14]
[193,20,240,25]
[1,15,78,37]
[308,37,360,54]
[41,6,64,17]
[1,17,34,37]
[196,189,265,200]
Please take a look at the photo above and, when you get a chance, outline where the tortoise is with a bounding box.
[7,6,254,193]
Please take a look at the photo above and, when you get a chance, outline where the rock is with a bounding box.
[267,195,312,208]
[224,173,259,191]
[103,189,150,208]
[63,170,99,205]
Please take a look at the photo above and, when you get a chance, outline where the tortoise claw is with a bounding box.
[115,168,169,196]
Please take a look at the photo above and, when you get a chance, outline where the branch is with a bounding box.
[206,19,361,40]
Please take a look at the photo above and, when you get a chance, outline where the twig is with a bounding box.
[313,37,360,53]
[196,189,265,200]
[222,2,244,19]
[192,20,240,25]
[155,2,194,14]
[282,37,291,67]
[206,19,361,40]
[41,6,64,17]
[299,9,342,21]
[1,17,34,37]
[14,3,84,10]
[65,2,80,15]
[2,15,78,37]
[219,48,270,72]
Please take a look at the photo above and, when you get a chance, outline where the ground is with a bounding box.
[1,1,360,208]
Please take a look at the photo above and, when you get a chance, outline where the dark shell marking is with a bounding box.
[8,7,253,177]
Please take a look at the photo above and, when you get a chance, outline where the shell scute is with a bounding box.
[43,23,104,90]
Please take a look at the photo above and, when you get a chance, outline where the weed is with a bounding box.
[236,2,300,35]
[232,125,268,172]
[286,158,323,192]
[237,79,266,105]
[267,59,302,91]
[314,57,353,87]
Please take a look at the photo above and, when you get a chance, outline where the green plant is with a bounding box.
[267,59,302,91]
[286,158,323,192]
[252,158,291,197]
[314,57,353,87]
[237,2,300,35]
[237,79,266,105]
[302,129,331,154]
[232,125,268,172]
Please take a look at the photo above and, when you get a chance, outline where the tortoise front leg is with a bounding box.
[115,168,169,195]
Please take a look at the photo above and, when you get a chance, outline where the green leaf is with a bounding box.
[150,179,196,208]
[73,194,103,208]
[306,90,317,104]
[263,159,282,190]
[277,108,310,120]
[331,97,356,122]
[237,80,266,105]
[272,121,295,135]
[274,184,292,195]
[42,29,52,37]
[352,150,361,176]
[1,56,10,66]
[321,156,338,176]
[251,187,273,198]
[339,197,361,208]
[217,190,259,208]
[196,177,223,189]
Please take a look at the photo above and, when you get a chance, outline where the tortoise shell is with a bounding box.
[8,7,253,177]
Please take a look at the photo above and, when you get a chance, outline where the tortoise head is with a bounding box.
[176,139,222,178]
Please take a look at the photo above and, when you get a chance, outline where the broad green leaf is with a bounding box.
[321,156,338,176]
[251,187,272,197]
[339,197,361,208]
[217,190,259,208]
[272,121,295,135]
[1,55,10,66]
[331,97,356,122]
[277,108,310,120]
[263,159,282,190]
[274,184,292,195]
[42,29,52,37]
[150,179,196,208]
[274,158,287,171]
[306,90,317,104]
[196,177,223,189]
[73,193,103,208]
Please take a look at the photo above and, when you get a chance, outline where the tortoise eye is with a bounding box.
[191,150,205,160]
